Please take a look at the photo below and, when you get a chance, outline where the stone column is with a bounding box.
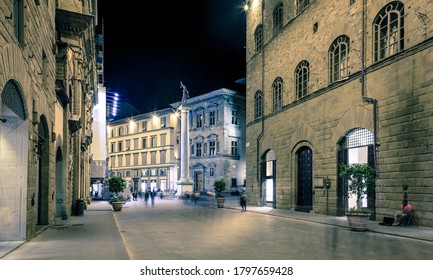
[176,104,193,194]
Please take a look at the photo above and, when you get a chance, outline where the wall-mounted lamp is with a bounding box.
[0,118,6,123]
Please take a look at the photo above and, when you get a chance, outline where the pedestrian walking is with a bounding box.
[150,187,156,207]
[240,191,247,212]
[144,188,150,207]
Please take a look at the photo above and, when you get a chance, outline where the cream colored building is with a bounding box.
[245,0,433,226]
[0,0,97,241]
[107,108,179,194]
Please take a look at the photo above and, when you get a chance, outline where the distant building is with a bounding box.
[171,88,246,194]
[245,0,433,226]
[106,88,246,197]
[107,108,179,194]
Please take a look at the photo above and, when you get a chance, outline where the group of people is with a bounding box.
[143,187,157,207]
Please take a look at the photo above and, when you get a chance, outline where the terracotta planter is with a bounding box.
[346,213,371,231]
[111,201,124,211]
[216,197,225,208]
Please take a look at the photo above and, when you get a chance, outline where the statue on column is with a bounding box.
[180,81,189,105]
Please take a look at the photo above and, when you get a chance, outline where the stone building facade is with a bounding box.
[172,88,246,194]
[0,0,97,241]
[245,0,433,226]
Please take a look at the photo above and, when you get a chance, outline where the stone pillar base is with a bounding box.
[176,180,194,194]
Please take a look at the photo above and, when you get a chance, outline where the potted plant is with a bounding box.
[108,176,127,211]
[340,163,376,231]
[213,179,226,208]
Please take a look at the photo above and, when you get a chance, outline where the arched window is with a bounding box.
[296,0,310,15]
[273,2,283,36]
[329,35,350,83]
[254,90,263,119]
[272,78,283,111]
[373,1,404,62]
[295,61,309,99]
[254,24,263,53]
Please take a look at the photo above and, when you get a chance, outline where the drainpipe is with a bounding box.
[361,0,366,97]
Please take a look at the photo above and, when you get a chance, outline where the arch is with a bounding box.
[1,79,27,120]
[0,77,29,241]
[36,114,50,225]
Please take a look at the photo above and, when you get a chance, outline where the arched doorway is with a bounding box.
[36,115,49,225]
[337,128,375,216]
[295,146,313,212]
[260,150,276,207]
[0,79,28,240]
[55,146,66,219]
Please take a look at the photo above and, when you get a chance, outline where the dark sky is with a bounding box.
[98,1,247,115]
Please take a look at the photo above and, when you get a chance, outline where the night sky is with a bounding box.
[98,1,247,115]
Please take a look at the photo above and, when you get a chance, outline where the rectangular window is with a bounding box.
[160,117,166,128]
[209,141,216,155]
[133,153,139,165]
[160,134,166,146]
[142,169,148,177]
[150,169,157,176]
[118,155,123,167]
[111,143,115,153]
[210,167,215,177]
[209,111,216,125]
[160,168,167,176]
[232,110,238,125]
[142,137,147,148]
[142,121,147,131]
[133,138,138,150]
[196,143,202,157]
[151,136,157,148]
[125,154,131,167]
[231,141,238,156]
[110,156,115,168]
[150,151,157,164]
[126,140,131,150]
[118,141,123,152]
[141,152,147,165]
[196,114,203,128]
[160,150,166,164]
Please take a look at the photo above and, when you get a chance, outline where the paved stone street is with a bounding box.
[3,197,433,260]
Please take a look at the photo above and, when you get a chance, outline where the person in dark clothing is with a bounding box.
[150,187,156,207]
[144,188,150,207]
[240,191,247,212]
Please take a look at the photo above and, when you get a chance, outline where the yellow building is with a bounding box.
[107,108,179,195]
